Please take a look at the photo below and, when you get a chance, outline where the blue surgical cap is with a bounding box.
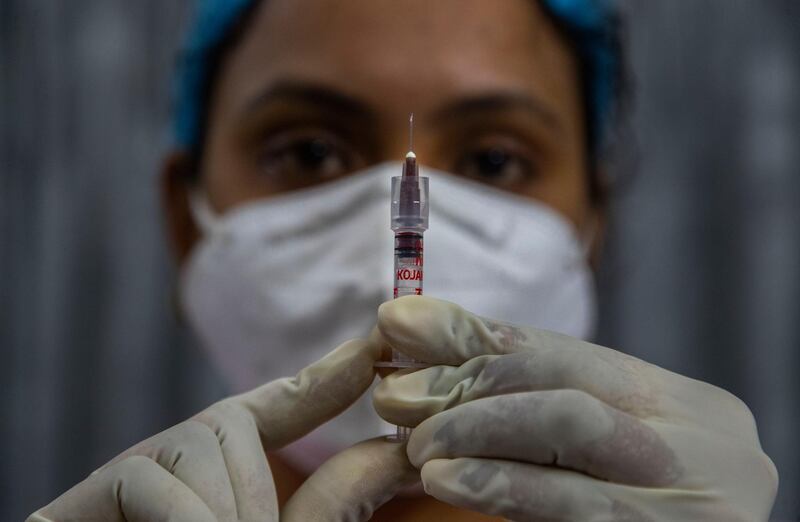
[173,0,621,154]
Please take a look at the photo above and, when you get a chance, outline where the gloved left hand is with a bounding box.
[28,338,418,522]
[373,296,778,521]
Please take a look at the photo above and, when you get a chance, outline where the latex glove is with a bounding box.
[28,338,417,522]
[374,296,778,522]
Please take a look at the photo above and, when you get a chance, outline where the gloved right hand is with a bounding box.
[27,338,418,522]
[373,296,779,522]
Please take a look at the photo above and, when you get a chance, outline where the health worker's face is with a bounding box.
[163,0,597,262]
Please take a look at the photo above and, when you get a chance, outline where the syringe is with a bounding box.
[387,114,430,441]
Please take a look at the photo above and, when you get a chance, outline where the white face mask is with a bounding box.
[180,162,596,473]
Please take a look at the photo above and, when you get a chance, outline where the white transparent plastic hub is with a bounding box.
[391,175,429,232]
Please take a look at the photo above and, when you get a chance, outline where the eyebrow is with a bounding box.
[432,92,561,131]
[241,80,561,132]
[241,80,378,124]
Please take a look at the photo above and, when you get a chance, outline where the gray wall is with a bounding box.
[2,1,798,520]
[1,0,228,517]
[597,2,800,519]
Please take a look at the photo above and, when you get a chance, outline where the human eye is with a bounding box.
[453,135,539,189]
[256,127,364,186]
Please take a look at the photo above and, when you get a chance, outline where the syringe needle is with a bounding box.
[403,112,418,178]
[408,113,414,152]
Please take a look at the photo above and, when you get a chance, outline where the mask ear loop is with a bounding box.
[577,213,607,273]
[188,189,222,235]
[173,190,222,327]
[579,217,599,258]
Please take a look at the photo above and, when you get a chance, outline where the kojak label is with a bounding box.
[396,268,422,281]
[394,265,423,297]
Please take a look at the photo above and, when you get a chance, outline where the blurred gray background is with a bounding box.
[1,1,798,520]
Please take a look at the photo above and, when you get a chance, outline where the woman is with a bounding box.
[29,0,778,520]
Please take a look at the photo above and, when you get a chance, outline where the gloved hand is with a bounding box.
[28,338,418,522]
[374,296,778,522]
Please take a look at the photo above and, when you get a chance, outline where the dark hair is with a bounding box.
[187,1,262,174]
[539,3,630,206]
[189,0,629,206]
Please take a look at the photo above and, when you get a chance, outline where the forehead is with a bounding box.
[215,0,581,128]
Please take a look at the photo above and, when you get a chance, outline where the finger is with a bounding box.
[379,295,628,363]
[282,438,419,521]
[369,324,397,379]
[29,456,216,522]
[378,296,659,415]
[233,337,381,450]
[194,400,279,521]
[420,457,681,522]
[408,390,683,487]
[98,421,238,521]
[375,352,656,428]
[379,295,550,363]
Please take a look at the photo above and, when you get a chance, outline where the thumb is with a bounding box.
[232,337,381,450]
[281,437,419,521]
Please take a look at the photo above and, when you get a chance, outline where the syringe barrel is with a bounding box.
[391,176,429,232]
[388,175,428,442]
